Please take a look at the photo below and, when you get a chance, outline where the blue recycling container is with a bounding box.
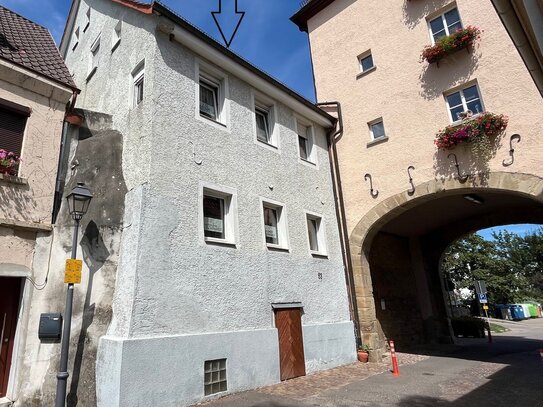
[508,304,525,320]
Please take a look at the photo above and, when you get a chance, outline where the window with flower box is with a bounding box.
[428,7,462,43]
[0,99,28,176]
[445,84,483,123]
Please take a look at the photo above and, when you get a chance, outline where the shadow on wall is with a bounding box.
[402,0,451,30]
[433,136,503,186]
[419,48,480,101]
[0,181,38,222]
[67,220,109,407]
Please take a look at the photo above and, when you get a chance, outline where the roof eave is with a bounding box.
[290,0,337,33]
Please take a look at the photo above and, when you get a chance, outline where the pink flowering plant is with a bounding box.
[421,26,481,64]
[435,112,508,164]
[0,149,21,176]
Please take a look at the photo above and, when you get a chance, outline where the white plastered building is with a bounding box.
[60,1,356,406]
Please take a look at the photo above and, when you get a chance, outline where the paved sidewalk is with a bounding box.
[192,318,543,407]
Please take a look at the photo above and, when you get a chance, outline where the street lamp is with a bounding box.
[55,182,93,407]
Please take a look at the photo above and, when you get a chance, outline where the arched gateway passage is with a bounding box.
[349,172,543,355]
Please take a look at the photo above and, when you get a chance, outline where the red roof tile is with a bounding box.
[0,5,77,90]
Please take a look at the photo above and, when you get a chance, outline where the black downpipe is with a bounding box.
[317,101,362,346]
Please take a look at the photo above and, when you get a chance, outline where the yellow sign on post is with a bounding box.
[483,305,489,310]
[65,259,83,284]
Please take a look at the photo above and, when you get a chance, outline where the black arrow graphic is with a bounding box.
[212,0,245,48]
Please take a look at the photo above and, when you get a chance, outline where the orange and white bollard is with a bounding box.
[389,340,400,377]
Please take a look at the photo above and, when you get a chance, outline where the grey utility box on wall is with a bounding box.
[38,313,63,341]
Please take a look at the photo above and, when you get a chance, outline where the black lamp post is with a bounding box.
[55,182,92,407]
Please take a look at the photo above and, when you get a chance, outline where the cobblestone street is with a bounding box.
[193,318,543,407]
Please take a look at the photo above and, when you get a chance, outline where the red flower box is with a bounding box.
[421,26,481,64]
[435,112,508,150]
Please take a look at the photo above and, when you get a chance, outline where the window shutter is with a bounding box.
[0,107,27,156]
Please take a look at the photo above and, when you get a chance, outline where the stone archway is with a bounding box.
[348,172,543,356]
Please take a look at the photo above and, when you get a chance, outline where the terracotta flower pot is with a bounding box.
[357,350,369,363]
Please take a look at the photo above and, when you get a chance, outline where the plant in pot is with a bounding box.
[357,344,371,363]
[0,149,21,176]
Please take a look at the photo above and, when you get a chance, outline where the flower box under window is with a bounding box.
[421,26,481,65]
[0,150,21,176]
[434,112,508,150]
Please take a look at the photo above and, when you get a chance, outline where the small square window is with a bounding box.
[297,120,316,164]
[201,184,237,245]
[262,200,288,250]
[445,84,483,122]
[131,61,144,107]
[428,7,463,43]
[359,52,375,73]
[369,119,386,140]
[200,78,219,121]
[112,20,122,51]
[306,213,327,256]
[204,359,227,396]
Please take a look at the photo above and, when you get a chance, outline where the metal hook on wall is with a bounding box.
[188,141,203,165]
[407,165,415,195]
[364,173,379,198]
[448,153,468,183]
[502,134,521,167]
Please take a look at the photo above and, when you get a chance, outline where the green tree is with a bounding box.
[442,228,543,306]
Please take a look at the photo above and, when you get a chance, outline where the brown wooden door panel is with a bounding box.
[0,277,21,397]
[275,308,306,381]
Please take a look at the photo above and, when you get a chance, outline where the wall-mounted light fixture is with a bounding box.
[463,194,484,205]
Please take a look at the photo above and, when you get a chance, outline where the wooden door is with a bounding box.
[274,308,306,381]
[0,277,21,397]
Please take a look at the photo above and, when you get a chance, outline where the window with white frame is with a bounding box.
[112,20,122,50]
[445,84,483,122]
[358,50,375,74]
[198,64,228,126]
[132,62,144,107]
[88,35,100,79]
[72,27,80,51]
[297,120,315,163]
[255,105,271,144]
[262,200,288,250]
[306,213,326,255]
[201,184,236,245]
[368,118,386,140]
[428,7,462,43]
[84,8,91,32]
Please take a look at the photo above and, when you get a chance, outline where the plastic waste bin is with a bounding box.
[520,304,532,319]
[526,304,538,318]
[509,304,525,320]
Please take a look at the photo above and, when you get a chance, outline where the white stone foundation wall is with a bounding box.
[96,321,355,407]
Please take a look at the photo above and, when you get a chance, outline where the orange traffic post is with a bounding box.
[389,340,400,377]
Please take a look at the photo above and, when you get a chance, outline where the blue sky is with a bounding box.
[477,224,542,240]
[1,0,316,100]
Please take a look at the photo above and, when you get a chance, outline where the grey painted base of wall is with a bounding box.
[96,321,356,407]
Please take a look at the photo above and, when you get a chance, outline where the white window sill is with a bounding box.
[299,157,317,168]
[356,65,376,79]
[198,114,230,132]
[0,173,27,185]
[257,139,279,151]
[111,39,121,53]
[205,237,237,247]
[310,251,328,258]
[266,243,290,252]
[86,66,97,82]
[367,136,389,147]
[450,113,482,126]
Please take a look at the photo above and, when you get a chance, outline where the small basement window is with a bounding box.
[204,359,227,396]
